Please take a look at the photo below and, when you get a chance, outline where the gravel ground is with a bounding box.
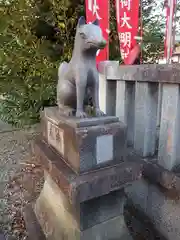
[0,124,44,240]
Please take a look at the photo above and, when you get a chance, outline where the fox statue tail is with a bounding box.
[58,61,68,79]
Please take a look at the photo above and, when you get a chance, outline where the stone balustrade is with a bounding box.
[99,61,180,171]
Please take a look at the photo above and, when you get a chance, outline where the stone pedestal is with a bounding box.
[24,107,142,240]
[41,107,127,173]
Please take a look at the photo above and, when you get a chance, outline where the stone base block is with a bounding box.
[125,178,180,240]
[81,215,133,240]
[24,203,132,240]
[41,107,127,173]
[31,137,142,240]
[34,173,132,240]
[34,139,142,205]
[124,200,167,240]
[35,172,126,231]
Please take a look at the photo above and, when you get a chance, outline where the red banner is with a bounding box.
[164,0,176,60]
[85,0,109,63]
[115,0,139,64]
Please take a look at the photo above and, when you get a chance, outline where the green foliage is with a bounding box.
[109,0,122,62]
[140,0,180,62]
[140,0,165,63]
[0,0,84,126]
[175,0,180,34]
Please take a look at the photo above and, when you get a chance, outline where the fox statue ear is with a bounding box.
[78,16,86,27]
[92,19,99,26]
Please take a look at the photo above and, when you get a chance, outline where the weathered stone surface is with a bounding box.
[143,161,180,193]
[41,107,127,173]
[99,72,117,116]
[42,107,120,128]
[34,139,142,205]
[146,184,180,240]
[35,173,126,230]
[23,204,46,240]
[81,215,133,240]
[34,173,80,240]
[124,200,167,240]
[30,106,142,240]
[124,149,180,240]
[125,179,149,214]
[98,61,180,84]
[125,176,180,240]
[126,145,180,194]
[31,138,142,240]
[25,202,132,240]
[115,81,135,146]
[80,190,125,230]
[134,82,158,157]
[34,172,132,240]
[158,84,180,170]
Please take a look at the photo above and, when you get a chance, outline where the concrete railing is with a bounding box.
[99,61,180,171]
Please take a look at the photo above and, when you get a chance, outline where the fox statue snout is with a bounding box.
[99,39,107,49]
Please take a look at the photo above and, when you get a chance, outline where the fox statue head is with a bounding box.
[74,16,107,53]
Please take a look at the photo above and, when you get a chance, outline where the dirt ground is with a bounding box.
[0,125,43,240]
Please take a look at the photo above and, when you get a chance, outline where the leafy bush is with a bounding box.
[0,0,84,126]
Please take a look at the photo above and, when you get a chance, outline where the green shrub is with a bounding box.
[0,0,84,126]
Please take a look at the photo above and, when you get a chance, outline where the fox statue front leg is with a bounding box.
[75,70,88,118]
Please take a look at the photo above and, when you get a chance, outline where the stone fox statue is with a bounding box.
[57,16,107,118]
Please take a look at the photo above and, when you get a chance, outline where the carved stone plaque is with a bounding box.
[96,134,113,164]
[47,121,64,156]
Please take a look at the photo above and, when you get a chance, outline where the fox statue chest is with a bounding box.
[66,60,97,88]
